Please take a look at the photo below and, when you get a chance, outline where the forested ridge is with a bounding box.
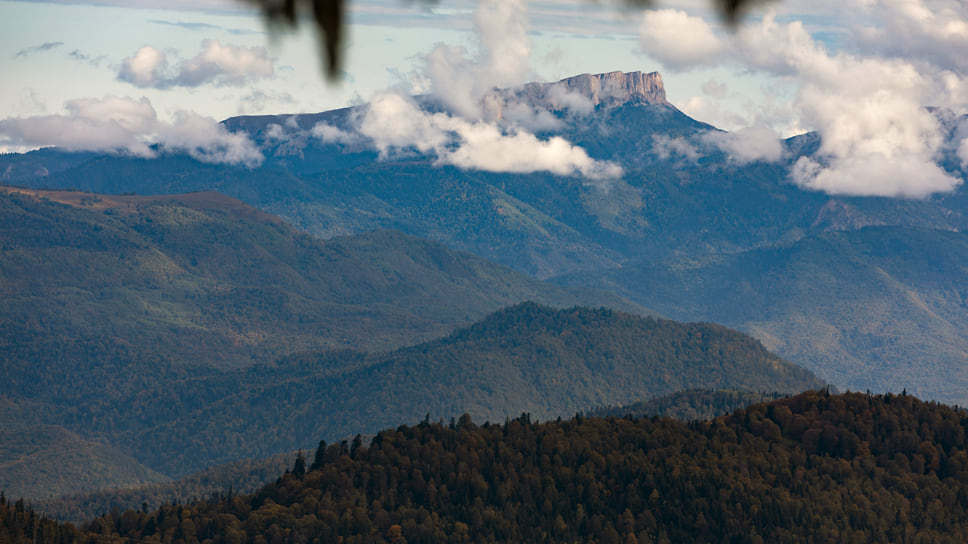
[5,390,968,543]
[0,186,644,498]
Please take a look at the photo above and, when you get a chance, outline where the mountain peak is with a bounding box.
[556,71,667,106]
[494,71,668,114]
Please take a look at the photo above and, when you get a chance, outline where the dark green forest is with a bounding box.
[588,389,790,421]
[4,391,968,543]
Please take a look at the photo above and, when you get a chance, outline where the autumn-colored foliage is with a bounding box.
[7,390,966,543]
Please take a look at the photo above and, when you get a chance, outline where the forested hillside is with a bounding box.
[557,226,968,405]
[1,188,819,500]
[86,303,821,477]
[7,390,967,543]
[0,185,642,499]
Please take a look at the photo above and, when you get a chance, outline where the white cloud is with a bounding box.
[358,93,450,154]
[735,11,963,197]
[158,110,264,165]
[702,125,784,164]
[118,40,274,89]
[791,152,958,198]
[438,117,623,179]
[357,92,622,179]
[647,5,966,198]
[638,10,726,71]
[959,138,968,170]
[344,0,617,179]
[311,122,363,145]
[118,46,169,88]
[0,96,263,167]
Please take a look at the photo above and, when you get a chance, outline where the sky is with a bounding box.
[2,0,968,197]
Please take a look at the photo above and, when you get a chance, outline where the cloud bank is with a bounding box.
[638,10,725,70]
[118,40,274,89]
[702,126,784,165]
[0,96,262,166]
[638,2,968,198]
[356,93,622,179]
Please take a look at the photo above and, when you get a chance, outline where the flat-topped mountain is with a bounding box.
[487,70,670,115]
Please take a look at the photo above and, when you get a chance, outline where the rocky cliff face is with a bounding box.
[549,71,668,107]
[485,71,669,119]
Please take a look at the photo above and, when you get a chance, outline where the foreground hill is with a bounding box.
[12,390,968,542]
[2,296,821,499]
[87,303,822,477]
[557,226,968,406]
[35,389,792,522]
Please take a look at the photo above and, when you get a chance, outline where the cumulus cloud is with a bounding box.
[735,11,963,197]
[118,40,274,89]
[638,10,726,70]
[334,0,618,180]
[642,5,965,197]
[14,42,64,59]
[417,0,533,119]
[702,126,784,164]
[357,92,622,179]
[118,46,170,88]
[0,96,262,167]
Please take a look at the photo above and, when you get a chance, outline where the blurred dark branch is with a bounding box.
[242,0,765,80]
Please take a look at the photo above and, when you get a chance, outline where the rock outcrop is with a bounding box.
[486,71,668,118]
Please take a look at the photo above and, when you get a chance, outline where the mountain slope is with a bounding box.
[0,185,642,372]
[556,226,968,405]
[0,184,648,497]
[120,303,821,476]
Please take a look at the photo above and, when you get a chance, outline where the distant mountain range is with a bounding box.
[557,226,968,405]
[0,185,820,502]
